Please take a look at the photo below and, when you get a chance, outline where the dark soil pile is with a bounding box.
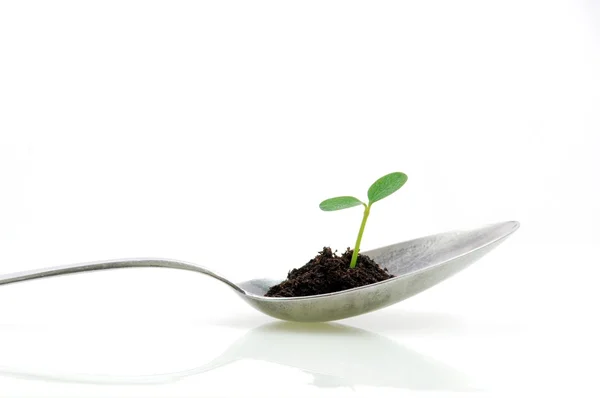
[265,247,394,297]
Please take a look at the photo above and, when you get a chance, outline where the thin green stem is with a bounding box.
[350,203,371,268]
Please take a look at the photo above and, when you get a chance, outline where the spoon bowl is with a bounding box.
[0,221,519,322]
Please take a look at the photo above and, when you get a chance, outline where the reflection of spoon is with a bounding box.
[0,221,518,322]
[0,322,476,391]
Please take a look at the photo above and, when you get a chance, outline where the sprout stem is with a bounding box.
[350,204,371,268]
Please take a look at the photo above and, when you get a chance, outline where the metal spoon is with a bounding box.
[0,221,519,322]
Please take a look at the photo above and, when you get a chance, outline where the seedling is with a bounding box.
[319,172,408,268]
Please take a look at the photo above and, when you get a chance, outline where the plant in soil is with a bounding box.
[265,172,408,298]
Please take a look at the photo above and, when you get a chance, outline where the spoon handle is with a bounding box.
[0,258,245,294]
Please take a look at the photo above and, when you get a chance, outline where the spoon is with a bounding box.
[0,221,519,322]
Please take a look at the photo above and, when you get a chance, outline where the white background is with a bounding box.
[1,1,599,397]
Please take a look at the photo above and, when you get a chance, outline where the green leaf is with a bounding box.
[319,196,365,211]
[367,172,408,204]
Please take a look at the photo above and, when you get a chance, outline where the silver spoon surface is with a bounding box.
[0,221,519,322]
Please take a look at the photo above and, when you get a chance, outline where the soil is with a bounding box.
[265,247,394,297]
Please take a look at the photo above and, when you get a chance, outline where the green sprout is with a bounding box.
[319,172,408,269]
